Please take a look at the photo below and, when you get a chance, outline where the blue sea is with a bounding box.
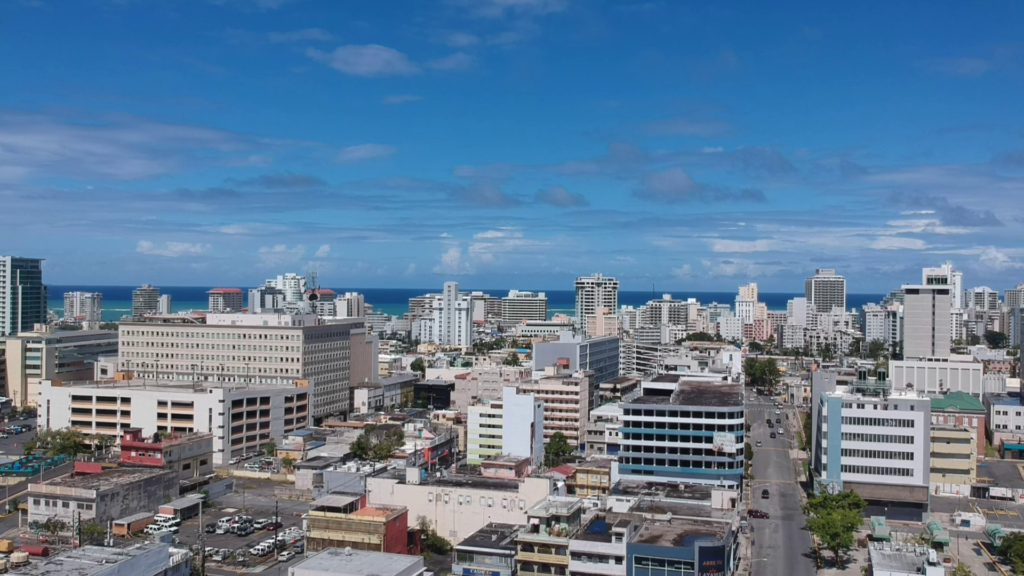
[49,285,886,323]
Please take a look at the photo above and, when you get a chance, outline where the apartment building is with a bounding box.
[450,365,532,412]
[39,378,309,463]
[467,386,544,467]
[965,286,1000,312]
[585,403,623,456]
[64,291,103,325]
[132,284,160,316]
[118,312,363,420]
[157,294,173,315]
[415,282,473,347]
[929,425,977,496]
[576,273,619,335]
[923,261,963,309]
[902,285,952,360]
[1,327,118,407]
[518,366,596,449]
[805,268,846,313]
[617,375,745,488]
[207,288,244,312]
[453,524,519,576]
[0,256,47,337]
[533,333,619,386]
[516,497,584,576]
[335,292,367,318]
[502,290,548,323]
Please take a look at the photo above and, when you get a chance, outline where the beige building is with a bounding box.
[518,366,595,448]
[366,472,553,544]
[1,326,118,407]
[118,313,363,421]
[930,425,977,496]
[586,307,620,338]
[451,366,532,413]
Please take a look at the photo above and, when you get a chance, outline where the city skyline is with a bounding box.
[2,1,1023,291]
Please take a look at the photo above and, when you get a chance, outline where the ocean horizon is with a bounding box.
[49,285,886,324]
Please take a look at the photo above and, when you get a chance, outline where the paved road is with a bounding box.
[747,400,815,576]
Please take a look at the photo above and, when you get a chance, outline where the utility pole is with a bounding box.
[198,498,206,576]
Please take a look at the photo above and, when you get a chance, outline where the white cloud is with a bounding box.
[473,227,522,239]
[306,45,421,77]
[444,32,480,47]
[440,232,453,238]
[315,244,331,258]
[405,263,417,275]
[979,246,1024,270]
[707,239,782,253]
[258,244,306,267]
[701,258,784,278]
[269,28,333,43]
[426,52,477,70]
[869,237,929,250]
[671,264,693,278]
[432,246,474,275]
[136,240,211,258]
[335,144,397,163]
[458,0,569,19]
[885,219,970,235]
[901,210,936,215]
[382,94,423,105]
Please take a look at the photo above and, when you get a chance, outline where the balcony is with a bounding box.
[518,552,570,566]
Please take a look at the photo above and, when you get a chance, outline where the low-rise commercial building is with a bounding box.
[306,494,414,554]
[28,468,178,526]
[516,497,583,576]
[566,459,614,498]
[627,511,739,576]
[1,327,117,407]
[929,425,977,496]
[585,403,622,457]
[119,428,214,482]
[7,543,191,576]
[568,513,639,576]
[290,548,426,576]
[890,357,984,397]
[929,391,986,454]
[39,379,309,464]
[984,393,1024,450]
[366,471,553,544]
[453,523,520,576]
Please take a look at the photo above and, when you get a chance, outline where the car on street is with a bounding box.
[0,434,7,439]
[770,432,776,438]
[777,428,784,435]
[747,509,769,519]
[761,489,770,499]
[766,419,772,427]
[279,551,296,562]
[266,521,283,531]
[776,418,781,423]
[755,440,762,447]
[774,409,780,414]
[215,524,229,534]
[294,542,305,554]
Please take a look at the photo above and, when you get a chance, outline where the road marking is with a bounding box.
[755,447,791,451]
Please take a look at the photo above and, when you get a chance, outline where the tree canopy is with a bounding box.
[503,351,521,366]
[350,426,406,463]
[34,428,87,458]
[867,340,888,361]
[984,330,1008,349]
[803,488,866,569]
[996,532,1024,575]
[544,432,573,467]
[743,358,782,395]
[410,357,426,375]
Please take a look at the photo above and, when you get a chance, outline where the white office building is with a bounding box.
[965,287,1000,312]
[64,291,103,324]
[334,292,366,318]
[501,290,548,323]
[922,261,963,310]
[805,268,846,313]
[1005,284,1024,311]
[131,284,160,317]
[575,273,619,334]
[890,358,984,396]
[734,298,755,325]
[117,313,364,420]
[861,303,887,343]
[467,386,544,467]
[157,294,173,315]
[416,282,473,347]
[902,285,952,360]
[266,273,307,303]
[717,313,743,342]
[39,379,309,463]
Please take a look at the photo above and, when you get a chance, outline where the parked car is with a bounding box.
[293,542,305,554]
[279,551,296,562]
[204,523,217,534]
[229,457,241,465]
[761,489,770,499]
[215,525,229,535]
[0,434,7,439]
[266,522,282,531]
[747,509,769,519]
[236,525,254,537]
[254,519,270,530]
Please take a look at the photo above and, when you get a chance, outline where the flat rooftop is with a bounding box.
[868,548,929,573]
[572,514,639,543]
[8,543,179,576]
[290,547,423,576]
[612,481,714,502]
[384,470,522,492]
[631,516,731,547]
[456,523,519,552]
[42,468,170,491]
[629,379,742,407]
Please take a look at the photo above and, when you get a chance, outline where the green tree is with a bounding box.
[950,563,977,576]
[968,334,981,346]
[410,357,426,376]
[281,457,296,470]
[22,437,38,455]
[263,441,276,457]
[503,351,521,366]
[867,340,888,361]
[747,341,765,354]
[417,516,452,555]
[820,343,834,362]
[996,532,1024,575]
[803,488,867,568]
[682,332,716,342]
[985,330,1008,349]
[35,428,86,458]
[544,432,573,467]
[40,517,69,542]
[80,522,106,545]
[351,426,405,463]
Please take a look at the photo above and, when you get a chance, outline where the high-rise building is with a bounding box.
[334,292,366,318]
[157,294,173,315]
[518,366,595,449]
[638,294,688,327]
[738,282,758,303]
[415,282,473,347]
[902,285,951,360]
[501,290,547,322]
[965,287,999,311]
[804,268,846,313]
[1005,283,1024,311]
[575,273,618,334]
[922,261,963,309]
[118,313,364,421]
[265,273,306,303]
[467,386,544,467]
[860,303,887,343]
[0,256,47,337]
[468,292,501,322]
[207,288,244,312]
[132,284,160,316]
[248,285,285,313]
[63,291,102,323]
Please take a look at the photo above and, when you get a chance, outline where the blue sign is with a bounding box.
[697,544,726,576]
[462,568,500,576]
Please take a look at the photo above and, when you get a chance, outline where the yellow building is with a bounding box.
[567,459,613,497]
[516,497,583,576]
[929,425,977,495]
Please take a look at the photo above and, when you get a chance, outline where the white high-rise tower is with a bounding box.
[575,273,619,335]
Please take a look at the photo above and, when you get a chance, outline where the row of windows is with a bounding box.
[634,557,695,571]
[841,464,914,477]
[622,433,733,444]
[623,445,739,456]
[840,432,915,444]
[840,449,914,461]
[622,421,744,432]
[621,458,741,469]
[122,330,302,341]
[842,417,915,428]
[623,409,742,419]
[33,499,93,511]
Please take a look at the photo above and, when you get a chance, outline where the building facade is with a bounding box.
[28,468,178,526]
[902,285,952,360]
[207,288,244,312]
[467,386,544,467]
[575,274,619,335]
[0,256,47,337]
[416,282,473,347]
[533,333,620,386]
[132,284,160,317]
[1,327,118,407]
[518,366,595,449]
[63,291,103,325]
[118,313,363,420]
[502,290,548,323]
[805,268,846,313]
[119,428,215,481]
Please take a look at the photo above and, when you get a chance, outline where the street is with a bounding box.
[746,396,815,576]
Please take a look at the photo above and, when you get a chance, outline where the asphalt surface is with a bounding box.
[746,396,816,576]
[0,418,39,459]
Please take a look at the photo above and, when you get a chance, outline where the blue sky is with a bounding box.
[1,0,1022,293]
